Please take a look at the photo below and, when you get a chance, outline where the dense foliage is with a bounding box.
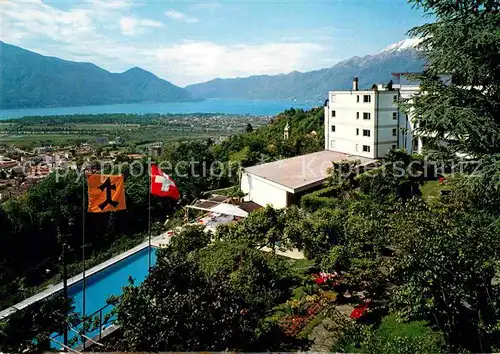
[111,226,297,351]
[2,1,500,352]
[0,165,175,309]
[0,107,322,311]
[0,294,76,352]
[114,259,257,351]
[404,0,500,156]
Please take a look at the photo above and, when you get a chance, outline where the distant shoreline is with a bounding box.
[0,98,204,111]
[0,98,315,120]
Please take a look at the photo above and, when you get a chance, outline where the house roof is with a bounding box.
[243,150,375,192]
[237,201,262,213]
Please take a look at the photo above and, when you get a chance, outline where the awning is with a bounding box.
[210,203,248,218]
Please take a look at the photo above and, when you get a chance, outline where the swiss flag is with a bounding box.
[150,164,180,200]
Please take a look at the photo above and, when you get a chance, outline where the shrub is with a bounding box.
[300,186,342,213]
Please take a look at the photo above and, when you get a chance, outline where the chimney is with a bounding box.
[352,77,359,91]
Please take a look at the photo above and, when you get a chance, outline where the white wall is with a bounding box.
[327,91,376,158]
[375,92,398,156]
[398,85,420,153]
[324,106,330,151]
[325,89,422,158]
[240,172,288,208]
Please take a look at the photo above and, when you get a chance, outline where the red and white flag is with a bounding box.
[150,164,180,200]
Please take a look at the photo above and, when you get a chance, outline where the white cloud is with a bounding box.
[153,41,327,85]
[189,2,222,12]
[141,19,164,28]
[119,16,164,36]
[1,0,334,86]
[119,17,137,36]
[2,0,99,45]
[87,0,137,11]
[165,10,199,24]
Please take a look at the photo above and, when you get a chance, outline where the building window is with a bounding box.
[332,110,336,117]
[356,128,359,136]
[355,144,359,152]
[363,145,371,152]
[393,112,397,120]
[356,95,360,103]
[392,128,397,136]
[356,112,360,119]
[363,112,371,120]
[363,129,370,137]
[392,144,396,150]
[330,140,336,148]
[393,95,398,103]
[363,95,371,103]
[331,94,336,102]
[331,125,336,132]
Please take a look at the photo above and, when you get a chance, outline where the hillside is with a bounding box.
[0,42,195,109]
[186,46,425,103]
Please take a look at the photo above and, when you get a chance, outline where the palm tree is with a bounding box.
[226,187,246,204]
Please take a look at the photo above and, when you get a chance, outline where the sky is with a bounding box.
[1,0,430,87]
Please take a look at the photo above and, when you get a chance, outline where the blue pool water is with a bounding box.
[52,247,157,348]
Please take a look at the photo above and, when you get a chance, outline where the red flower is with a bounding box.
[314,276,326,284]
[279,315,306,336]
[306,303,321,316]
[350,303,369,320]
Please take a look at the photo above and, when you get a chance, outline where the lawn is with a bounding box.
[0,134,96,147]
[376,313,436,339]
[420,180,442,203]
[344,313,443,352]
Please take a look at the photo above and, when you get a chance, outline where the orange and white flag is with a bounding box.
[87,174,126,213]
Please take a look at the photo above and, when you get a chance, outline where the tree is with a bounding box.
[196,241,293,312]
[403,0,500,156]
[0,295,76,352]
[110,225,296,352]
[389,199,500,352]
[159,140,219,200]
[112,259,258,352]
[245,123,254,133]
[163,225,210,262]
[215,206,281,250]
[444,154,500,216]
[291,207,346,262]
[356,151,425,201]
[225,186,246,204]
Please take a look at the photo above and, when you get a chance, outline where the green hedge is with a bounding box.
[300,186,342,213]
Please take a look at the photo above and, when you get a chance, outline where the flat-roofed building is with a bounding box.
[0,156,18,170]
[241,150,374,208]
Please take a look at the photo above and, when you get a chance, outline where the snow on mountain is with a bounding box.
[381,38,422,53]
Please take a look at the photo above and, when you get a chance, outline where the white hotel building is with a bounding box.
[240,75,422,208]
[324,76,421,158]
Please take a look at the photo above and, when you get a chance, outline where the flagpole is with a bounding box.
[81,170,86,351]
[148,154,152,270]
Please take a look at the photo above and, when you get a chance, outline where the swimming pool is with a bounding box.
[52,246,158,348]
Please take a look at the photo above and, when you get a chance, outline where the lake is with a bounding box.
[0,99,317,119]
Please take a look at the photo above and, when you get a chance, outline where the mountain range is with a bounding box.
[0,40,426,109]
[0,41,195,109]
[186,40,426,102]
